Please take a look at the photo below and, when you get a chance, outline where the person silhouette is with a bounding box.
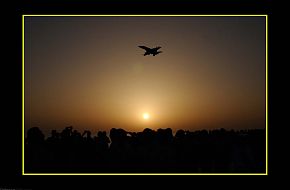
[26,127,45,145]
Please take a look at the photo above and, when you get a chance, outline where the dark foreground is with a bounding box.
[25,127,265,173]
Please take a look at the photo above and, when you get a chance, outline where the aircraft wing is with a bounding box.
[138,46,151,51]
[152,47,161,51]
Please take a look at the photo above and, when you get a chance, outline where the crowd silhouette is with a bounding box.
[25,126,265,173]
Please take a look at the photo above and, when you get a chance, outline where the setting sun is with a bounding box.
[143,113,150,120]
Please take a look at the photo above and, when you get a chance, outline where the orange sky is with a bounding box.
[24,16,266,135]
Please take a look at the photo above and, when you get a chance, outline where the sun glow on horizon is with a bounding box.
[143,113,150,120]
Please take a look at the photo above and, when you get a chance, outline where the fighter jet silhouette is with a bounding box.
[138,46,162,56]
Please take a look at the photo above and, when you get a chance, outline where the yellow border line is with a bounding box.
[23,14,268,17]
[22,15,25,175]
[22,14,268,176]
[24,173,267,176]
[265,15,268,175]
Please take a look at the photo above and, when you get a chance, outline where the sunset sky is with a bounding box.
[24,16,266,135]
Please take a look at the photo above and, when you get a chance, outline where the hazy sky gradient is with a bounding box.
[25,16,266,135]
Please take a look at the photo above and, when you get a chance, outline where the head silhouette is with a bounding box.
[27,127,45,144]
